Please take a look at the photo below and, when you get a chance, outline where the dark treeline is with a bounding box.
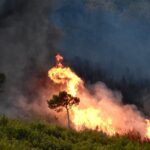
[0,73,5,93]
[66,57,150,116]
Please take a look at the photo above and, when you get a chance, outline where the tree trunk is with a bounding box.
[66,106,70,129]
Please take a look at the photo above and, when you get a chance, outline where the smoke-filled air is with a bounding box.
[1,1,150,149]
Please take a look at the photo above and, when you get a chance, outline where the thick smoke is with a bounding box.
[0,0,60,120]
[76,82,147,138]
[52,0,150,80]
[0,0,150,133]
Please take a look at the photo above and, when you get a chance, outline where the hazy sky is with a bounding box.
[1,0,150,80]
[52,0,150,79]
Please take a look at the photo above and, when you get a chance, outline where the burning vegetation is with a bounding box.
[48,91,80,129]
[48,54,150,140]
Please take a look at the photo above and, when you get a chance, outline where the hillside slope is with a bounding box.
[0,116,150,150]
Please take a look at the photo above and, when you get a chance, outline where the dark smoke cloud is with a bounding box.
[0,0,60,119]
[86,0,150,19]
[50,0,150,116]
[52,0,150,80]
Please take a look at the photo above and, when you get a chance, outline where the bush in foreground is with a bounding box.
[0,116,150,150]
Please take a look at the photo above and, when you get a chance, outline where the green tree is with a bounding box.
[48,91,80,128]
[0,73,5,93]
[0,73,5,84]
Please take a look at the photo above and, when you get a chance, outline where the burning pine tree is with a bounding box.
[48,91,80,128]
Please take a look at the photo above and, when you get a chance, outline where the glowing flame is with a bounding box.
[48,54,150,139]
[146,119,150,139]
[48,54,82,96]
[72,106,116,136]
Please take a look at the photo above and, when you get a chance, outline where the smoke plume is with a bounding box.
[0,0,60,120]
[52,0,150,80]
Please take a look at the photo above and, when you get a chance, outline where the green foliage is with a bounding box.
[0,73,5,93]
[47,91,80,112]
[0,116,150,150]
[0,73,5,84]
[48,91,80,128]
[0,115,8,126]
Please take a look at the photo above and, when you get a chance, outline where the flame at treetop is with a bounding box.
[146,120,150,139]
[48,54,83,97]
[48,53,150,139]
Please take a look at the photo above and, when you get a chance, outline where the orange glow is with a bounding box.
[55,53,63,67]
[48,54,150,139]
[48,54,82,96]
[72,106,116,136]
[146,119,150,139]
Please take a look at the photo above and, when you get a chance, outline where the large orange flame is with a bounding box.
[48,54,83,96]
[146,119,150,139]
[48,54,150,139]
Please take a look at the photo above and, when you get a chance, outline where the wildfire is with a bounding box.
[72,106,116,136]
[48,54,83,96]
[146,119,150,139]
[48,53,150,139]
